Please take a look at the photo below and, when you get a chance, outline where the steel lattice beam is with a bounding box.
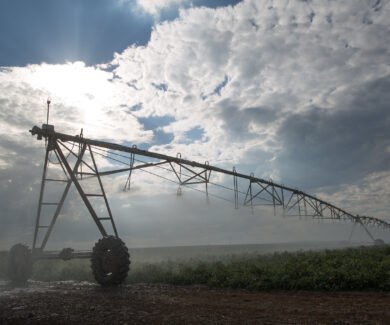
[30,125,390,236]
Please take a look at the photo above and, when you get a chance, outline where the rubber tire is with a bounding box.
[91,236,130,286]
[7,243,32,285]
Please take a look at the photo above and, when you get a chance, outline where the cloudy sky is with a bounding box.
[1,0,390,250]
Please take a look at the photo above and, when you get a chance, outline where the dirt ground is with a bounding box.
[0,281,389,324]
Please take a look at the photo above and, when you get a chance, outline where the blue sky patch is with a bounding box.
[157,0,242,22]
[138,115,176,146]
[0,0,153,66]
[128,103,143,112]
[0,0,242,67]
[184,126,205,143]
[151,82,169,92]
[213,75,229,96]
[202,75,229,100]
[139,115,176,130]
[153,130,174,146]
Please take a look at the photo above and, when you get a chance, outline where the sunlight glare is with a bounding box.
[28,61,115,129]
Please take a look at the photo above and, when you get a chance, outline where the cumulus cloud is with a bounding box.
[111,0,389,178]
[118,0,190,19]
[277,76,390,190]
[1,0,390,248]
[136,0,190,17]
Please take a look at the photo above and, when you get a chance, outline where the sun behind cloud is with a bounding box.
[1,60,152,143]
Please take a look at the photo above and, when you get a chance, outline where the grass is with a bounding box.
[1,245,389,291]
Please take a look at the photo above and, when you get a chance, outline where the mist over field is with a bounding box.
[0,240,374,282]
[0,240,364,281]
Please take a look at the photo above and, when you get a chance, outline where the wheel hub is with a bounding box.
[101,249,116,273]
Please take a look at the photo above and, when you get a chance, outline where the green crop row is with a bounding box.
[1,245,389,290]
[127,245,390,291]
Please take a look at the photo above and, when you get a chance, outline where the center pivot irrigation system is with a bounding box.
[7,121,390,285]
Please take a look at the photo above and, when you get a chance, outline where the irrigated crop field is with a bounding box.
[0,244,389,324]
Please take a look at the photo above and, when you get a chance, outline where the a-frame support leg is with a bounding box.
[33,142,90,252]
[33,147,50,251]
[55,141,108,237]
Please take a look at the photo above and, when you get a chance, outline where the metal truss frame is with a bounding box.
[30,124,390,252]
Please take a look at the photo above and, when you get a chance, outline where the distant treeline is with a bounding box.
[1,245,389,291]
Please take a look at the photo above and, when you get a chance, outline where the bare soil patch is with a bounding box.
[0,282,389,324]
